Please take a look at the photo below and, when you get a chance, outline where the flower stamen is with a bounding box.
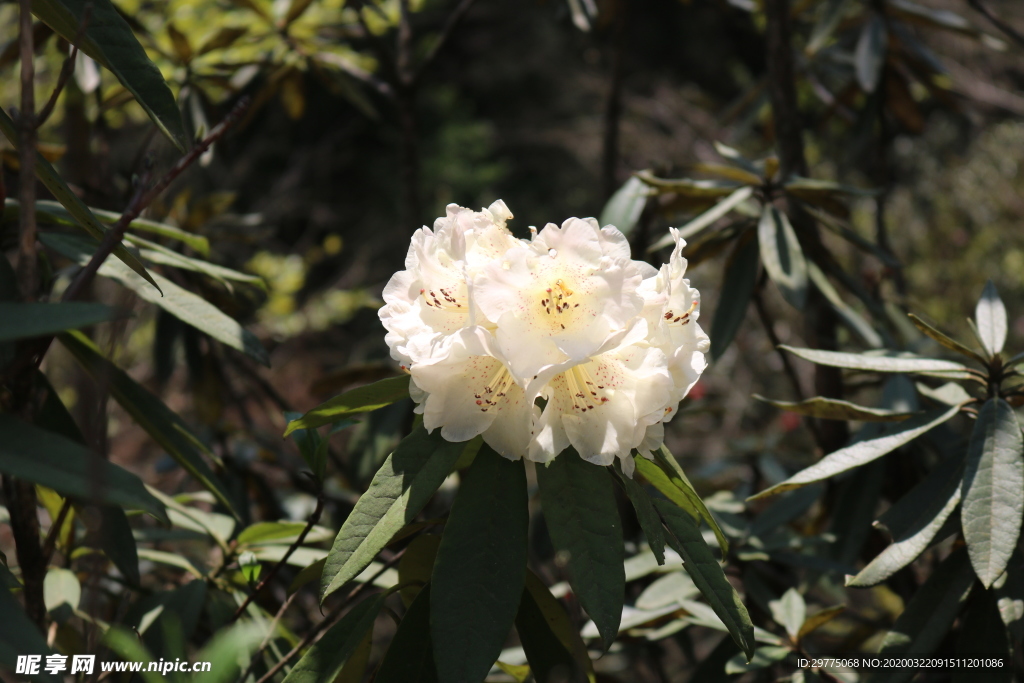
[663,299,698,325]
[474,366,516,412]
[421,287,464,310]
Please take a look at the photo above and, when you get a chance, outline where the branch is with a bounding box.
[230,491,324,622]
[968,0,1024,49]
[40,498,73,566]
[17,0,37,301]
[62,96,251,302]
[252,550,406,683]
[35,3,92,129]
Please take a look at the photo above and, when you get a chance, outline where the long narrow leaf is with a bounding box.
[0,302,120,342]
[286,375,410,435]
[753,395,916,422]
[781,345,971,375]
[758,205,807,309]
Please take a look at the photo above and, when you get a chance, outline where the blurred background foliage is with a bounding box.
[3,0,1024,680]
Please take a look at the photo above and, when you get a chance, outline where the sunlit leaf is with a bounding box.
[797,605,845,640]
[0,414,167,523]
[59,331,236,516]
[537,451,623,650]
[281,595,386,683]
[285,375,410,435]
[768,588,805,640]
[320,426,464,602]
[725,645,790,674]
[908,313,987,364]
[636,571,699,610]
[961,398,1024,587]
[194,622,266,683]
[975,280,1008,356]
[648,186,753,251]
[750,403,962,500]
[599,175,650,237]
[636,170,743,198]
[653,447,729,555]
[807,0,854,53]
[431,446,528,683]
[780,345,972,376]
[808,262,883,348]
[855,13,888,93]
[43,568,81,622]
[758,205,807,309]
[710,235,758,360]
[654,499,755,660]
[753,394,916,421]
[31,0,187,149]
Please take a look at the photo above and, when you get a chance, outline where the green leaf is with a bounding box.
[319,426,464,602]
[654,499,755,660]
[907,313,987,365]
[59,331,237,516]
[537,451,624,650]
[614,464,666,565]
[238,550,261,584]
[749,404,961,500]
[654,447,730,555]
[431,446,528,683]
[236,521,333,546]
[855,13,888,93]
[797,605,845,640]
[375,585,437,683]
[725,645,790,674]
[103,628,162,683]
[768,588,805,640]
[953,591,1011,683]
[807,0,855,53]
[993,549,1024,644]
[876,549,974,683]
[42,233,268,366]
[98,505,140,585]
[35,199,210,255]
[0,131,159,293]
[713,141,761,175]
[281,594,386,683]
[0,413,167,523]
[135,548,204,577]
[30,0,187,150]
[782,177,877,197]
[961,398,1024,587]
[975,280,1008,357]
[193,622,266,683]
[0,580,60,683]
[780,345,972,376]
[807,261,883,348]
[521,569,594,679]
[516,578,589,683]
[635,171,744,198]
[43,568,81,622]
[0,302,121,341]
[636,571,699,610]
[710,235,758,360]
[131,236,265,290]
[757,205,807,309]
[754,394,916,422]
[285,375,410,435]
[648,186,754,251]
[847,455,963,587]
[599,176,650,237]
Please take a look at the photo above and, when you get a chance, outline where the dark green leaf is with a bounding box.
[0,302,120,341]
[953,591,1011,683]
[749,404,961,500]
[59,331,236,516]
[807,0,855,53]
[194,622,265,683]
[521,569,594,678]
[780,345,971,376]
[749,484,823,539]
[320,426,464,602]
[0,413,167,523]
[30,0,187,149]
[807,262,883,348]
[876,549,974,683]
[688,635,739,683]
[654,499,755,660]
[710,235,758,360]
[908,313,987,364]
[0,585,59,683]
[962,398,1024,587]
[614,464,666,565]
[855,14,888,93]
[828,459,885,568]
[431,446,529,683]
[197,26,248,55]
[537,451,623,650]
[847,456,962,587]
[993,549,1024,644]
[102,628,162,683]
[281,594,386,683]
[35,199,210,254]
[286,375,410,435]
[599,176,649,237]
[0,147,158,292]
[753,394,916,422]
[975,280,1008,357]
[517,578,588,683]
[758,205,807,309]
[375,585,437,683]
[783,177,877,197]
[98,505,140,585]
[635,171,744,198]
[655,447,730,555]
[42,233,267,366]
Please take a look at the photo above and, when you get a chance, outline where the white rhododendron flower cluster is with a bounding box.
[380,201,709,474]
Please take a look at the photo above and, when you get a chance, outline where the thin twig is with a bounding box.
[40,498,73,566]
[62,96,251,302]
[968,0,1024,49]
[252,550,405,683]
[35,4,92,129]
[412,0,479,84]
[235,590,302,683]
[231,491,324,622]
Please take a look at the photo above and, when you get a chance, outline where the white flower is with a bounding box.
[379,204,709,473]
